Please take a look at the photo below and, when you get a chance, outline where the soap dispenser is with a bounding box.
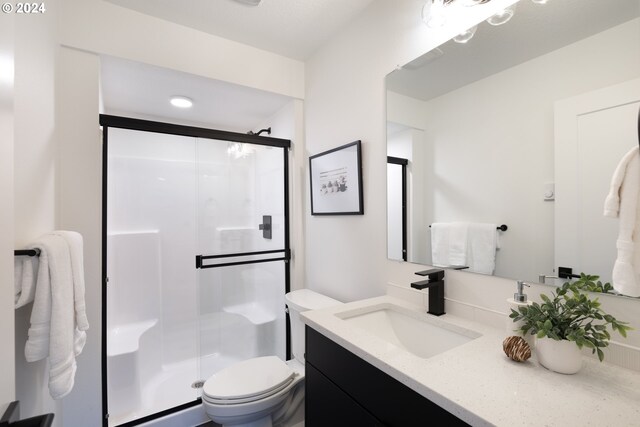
[506,281,534,347]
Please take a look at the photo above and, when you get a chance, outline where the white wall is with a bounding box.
[304,0,518,302]
[13,4,62,423]
[56,46,103,427]
[59,0,304,99]
[304,0,640,365]
[0,10,16,409]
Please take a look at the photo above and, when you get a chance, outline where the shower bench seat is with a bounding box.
[107,319,158,356]
[222,303,275,325]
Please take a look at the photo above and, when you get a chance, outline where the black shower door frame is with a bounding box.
[100,114,292,427]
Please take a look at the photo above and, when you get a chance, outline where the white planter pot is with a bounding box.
[536,337,583,374]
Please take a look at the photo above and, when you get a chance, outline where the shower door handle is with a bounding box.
[258,215,272,239]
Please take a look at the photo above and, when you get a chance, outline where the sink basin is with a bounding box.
[336,303,481,359]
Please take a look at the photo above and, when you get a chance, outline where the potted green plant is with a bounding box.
[510,281,631,374]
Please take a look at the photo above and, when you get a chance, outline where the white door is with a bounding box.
[555,78,640,284]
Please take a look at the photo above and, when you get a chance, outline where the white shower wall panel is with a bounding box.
[198,140,256,255]
[107,231,161,328]
[254,146,285,253]
[108,128,199,366]
[197,140,285,256]
[197,262,286,380]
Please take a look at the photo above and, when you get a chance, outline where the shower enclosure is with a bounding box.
[100,116,291,427]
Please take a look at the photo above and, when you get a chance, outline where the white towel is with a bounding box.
[25,239,54,363]
[53,230,89,354]
[431,222,468,267]
[466,223,498,275]
[25,232,88,399]
[430,223,449,267]
[604,146,640,297]
[14,255,37,308]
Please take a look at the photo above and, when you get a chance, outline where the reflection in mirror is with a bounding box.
[386,0,640,297]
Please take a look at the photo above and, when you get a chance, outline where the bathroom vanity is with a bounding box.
[302,296,640,426]
[305,327,467,426]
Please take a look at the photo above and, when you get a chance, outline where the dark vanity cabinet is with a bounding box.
[305,326,469,427]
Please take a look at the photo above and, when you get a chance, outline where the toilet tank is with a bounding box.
[285,289,342,363]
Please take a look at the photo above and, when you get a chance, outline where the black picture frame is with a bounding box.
[309,140,364,215]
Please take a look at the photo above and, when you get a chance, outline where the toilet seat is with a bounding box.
[202,356,295,405]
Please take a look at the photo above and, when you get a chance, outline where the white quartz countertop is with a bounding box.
[301,295,640,427]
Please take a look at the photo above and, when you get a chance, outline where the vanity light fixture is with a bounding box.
[453,25,477,43]
[531,0,549,3]
[422,0,447,28]
[422,1,525,31]
[422,0,491,28]
[486,4,516,26]
[170,96,193,108]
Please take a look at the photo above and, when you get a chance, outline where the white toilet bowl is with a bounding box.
[201,290,341,427]
[202,357,304,427]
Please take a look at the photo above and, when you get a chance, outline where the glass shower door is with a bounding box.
[195,138,288,383]
[103,116,291,426]
[106,128,200,426]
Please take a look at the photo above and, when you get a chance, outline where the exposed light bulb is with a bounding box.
[170,96,193,108]
[453,25,478,43]
[486,4,516,26]
[422,0,447,28]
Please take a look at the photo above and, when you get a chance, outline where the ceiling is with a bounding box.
[101,0,377,130]
[387,0,640,101]
[104,0,375,60]
[101,55,293,133]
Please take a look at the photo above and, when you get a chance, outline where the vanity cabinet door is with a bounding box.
[306,363,382,427]
[306,326,469,427]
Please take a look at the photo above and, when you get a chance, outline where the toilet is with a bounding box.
[201,289,342,427]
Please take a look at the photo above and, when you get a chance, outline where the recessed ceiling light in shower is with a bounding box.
[170,96,193,108]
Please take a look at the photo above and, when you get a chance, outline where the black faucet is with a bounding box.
[411,269,445,316]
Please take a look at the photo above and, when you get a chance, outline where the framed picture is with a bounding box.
[309,140,364,215]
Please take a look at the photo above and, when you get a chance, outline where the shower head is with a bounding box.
[247,127,272,136]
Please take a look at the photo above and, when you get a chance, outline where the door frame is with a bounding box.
[387,156,408,261]
[100,114,292,427]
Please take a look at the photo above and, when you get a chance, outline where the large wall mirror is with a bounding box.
[386,0,640,296]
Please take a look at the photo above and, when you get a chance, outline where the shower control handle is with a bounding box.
[259,215,272,239]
